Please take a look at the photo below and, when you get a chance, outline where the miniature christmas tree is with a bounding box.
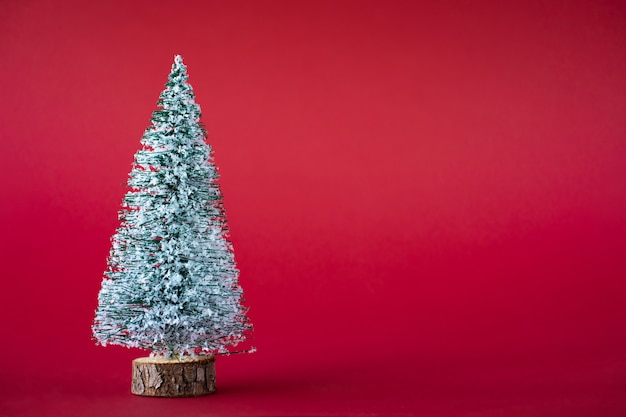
[93,55,253,397]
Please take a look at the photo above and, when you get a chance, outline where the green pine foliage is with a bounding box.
[93,55,253,358]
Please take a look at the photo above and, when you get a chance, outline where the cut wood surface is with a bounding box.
[131,356,216,397]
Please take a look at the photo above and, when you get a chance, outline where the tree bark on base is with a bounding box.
[131,356,216,397]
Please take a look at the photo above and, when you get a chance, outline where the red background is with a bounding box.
[1,1,626,415]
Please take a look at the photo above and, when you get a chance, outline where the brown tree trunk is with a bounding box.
[131,356,216,397]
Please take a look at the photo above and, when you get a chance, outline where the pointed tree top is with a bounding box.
[166,55,189,86]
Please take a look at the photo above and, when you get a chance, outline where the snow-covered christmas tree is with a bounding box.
[93,55,252,395]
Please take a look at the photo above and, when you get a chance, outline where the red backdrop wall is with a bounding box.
[1,1,625,415]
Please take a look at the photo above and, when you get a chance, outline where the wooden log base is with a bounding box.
[131,356,216,397]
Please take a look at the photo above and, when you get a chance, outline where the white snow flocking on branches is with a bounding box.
[93,55,253,358]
